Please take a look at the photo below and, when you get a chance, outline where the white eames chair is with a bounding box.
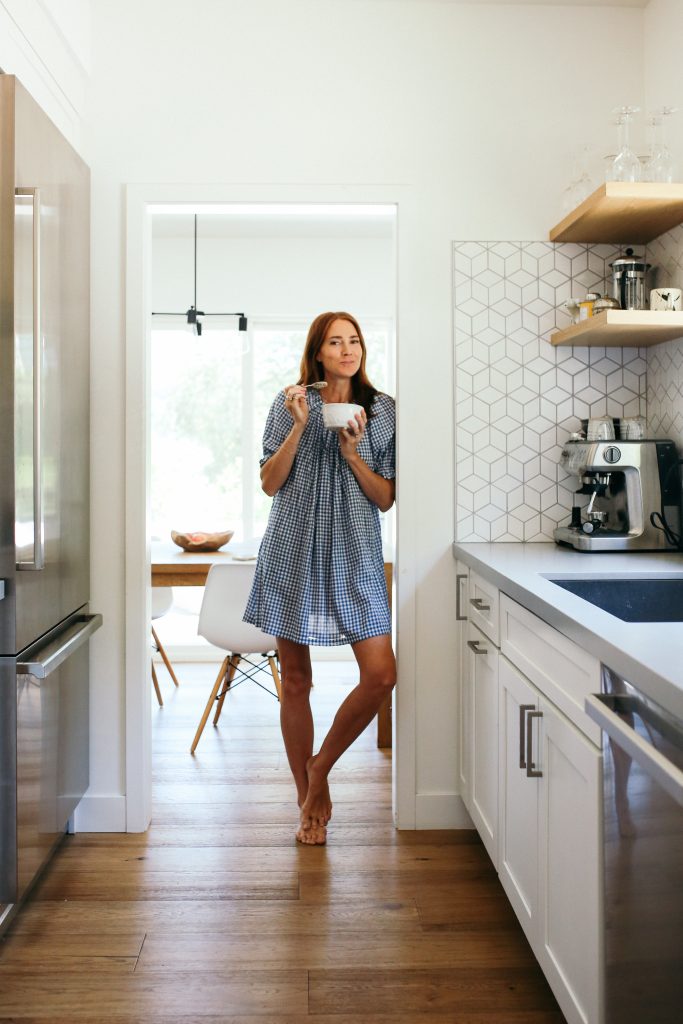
[190,563,281,754]
[151,587,181,706]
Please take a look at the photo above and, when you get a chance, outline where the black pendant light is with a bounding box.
[152,214,247,335]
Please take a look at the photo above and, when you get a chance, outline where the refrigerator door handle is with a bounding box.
[15,187,44,572]
[16,614,102,679]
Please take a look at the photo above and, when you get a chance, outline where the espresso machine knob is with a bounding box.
[581,522,596,534]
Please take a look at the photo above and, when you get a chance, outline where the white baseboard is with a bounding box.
[415,792,474,830]
[72,794,127,832]
[157,643,354,663]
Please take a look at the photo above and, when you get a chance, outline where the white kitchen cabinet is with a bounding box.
[498,604,603,1024]
[465,619,499,867]
[455,562,470,803]
[539,691,602,1024]
[498,656,539,943]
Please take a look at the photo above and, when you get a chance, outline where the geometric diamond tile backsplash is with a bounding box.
[454,240,648,542]
[645,223,683,452]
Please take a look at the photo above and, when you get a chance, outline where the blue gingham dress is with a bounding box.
[244,390,395,646]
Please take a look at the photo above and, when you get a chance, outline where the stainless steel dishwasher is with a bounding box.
[586,669,683,1024]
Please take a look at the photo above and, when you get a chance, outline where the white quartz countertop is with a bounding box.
[452,542,683,721]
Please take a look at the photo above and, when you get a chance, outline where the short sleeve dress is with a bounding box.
[243,389,395,646]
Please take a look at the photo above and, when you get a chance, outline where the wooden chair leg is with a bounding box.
[152,626,180,687]
[213,655,240,725]
[190,656,230,755]
[268,654,282,701]
[151,660,163,707]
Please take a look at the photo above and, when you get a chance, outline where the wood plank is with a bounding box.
[0,932,144,959]
[0,957,138,975]
[10,899,420,937]
[417,892,521,931]
[68,824,476,849]
[0,1014,565,1024]
[29,868,300,902]
[299,866,499,903]
[52,842,489,874]
[549,308,683,347]
[0,969,308,1018]
[548,180,683,243]
[137,928,534,972]
[149,800,393,827]
[151,781,389,804]
[309,966,562,1016]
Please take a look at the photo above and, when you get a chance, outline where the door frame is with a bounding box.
[124,182,419,831]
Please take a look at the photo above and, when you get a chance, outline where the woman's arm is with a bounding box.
[260,422,305,495]
[344,452,395,512]
[260,386,308,496]
[338,409,395,512]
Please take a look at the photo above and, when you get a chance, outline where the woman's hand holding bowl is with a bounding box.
[338,409,367,461]
[284,385,309,427]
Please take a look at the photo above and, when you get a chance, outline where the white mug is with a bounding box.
[650,287,682,311]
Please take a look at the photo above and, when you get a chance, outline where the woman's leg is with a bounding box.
[300,634,396,834]
[276,638,318,839]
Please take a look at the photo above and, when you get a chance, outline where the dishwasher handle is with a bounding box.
[586,693,683,807]
[17,614,103,679]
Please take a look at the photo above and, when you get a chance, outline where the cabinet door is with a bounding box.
[467,621,499,867]
[538,697,603,1024]
[498,657,540,948]
[456,564,470,803]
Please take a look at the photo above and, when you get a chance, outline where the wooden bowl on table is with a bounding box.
[171,530,234,553]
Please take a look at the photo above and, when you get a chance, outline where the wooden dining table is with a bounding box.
[151,541,393,748]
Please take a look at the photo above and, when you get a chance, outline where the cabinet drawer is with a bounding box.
[500,595,601,745]
[468,570,500,645]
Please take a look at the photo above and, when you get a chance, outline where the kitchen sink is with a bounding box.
[546,577,683,622]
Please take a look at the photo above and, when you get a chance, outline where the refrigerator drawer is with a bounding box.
[0,611,101,904]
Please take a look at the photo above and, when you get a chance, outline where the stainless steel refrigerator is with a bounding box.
[0,75,101,930]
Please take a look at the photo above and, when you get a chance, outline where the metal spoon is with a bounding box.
[305,381,328,390]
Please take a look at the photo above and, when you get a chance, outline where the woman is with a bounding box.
[244,312,396,844]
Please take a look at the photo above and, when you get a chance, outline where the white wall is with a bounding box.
[0,0,90,150]
[643,0,683,176]
[151,233,395,318]
[81,0,646,831]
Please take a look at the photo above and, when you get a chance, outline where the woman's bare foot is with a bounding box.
[300,754,332,825]
[295,819,327,845]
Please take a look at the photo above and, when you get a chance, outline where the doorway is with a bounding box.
[124,187,413,832]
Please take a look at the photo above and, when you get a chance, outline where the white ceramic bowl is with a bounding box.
[322,402,363,430]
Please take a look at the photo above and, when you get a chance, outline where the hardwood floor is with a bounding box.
[0,662,565,1022]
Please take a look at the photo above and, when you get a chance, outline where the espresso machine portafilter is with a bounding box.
[554,439,683,552]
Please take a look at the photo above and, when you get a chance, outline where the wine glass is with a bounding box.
[561,146,594,214]
[644,106,677,183]
[609,107,642,182]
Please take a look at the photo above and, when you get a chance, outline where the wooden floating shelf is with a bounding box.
[550,310,683,347]
[549,181,683,244]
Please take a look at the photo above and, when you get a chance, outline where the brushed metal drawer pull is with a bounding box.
[467,639,488,655]
[456,574,468,621]
[526,710,543,778]
[470,597,491,612]
[519,704,535,769]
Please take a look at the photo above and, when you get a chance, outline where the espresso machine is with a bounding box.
[554,439,683,552]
